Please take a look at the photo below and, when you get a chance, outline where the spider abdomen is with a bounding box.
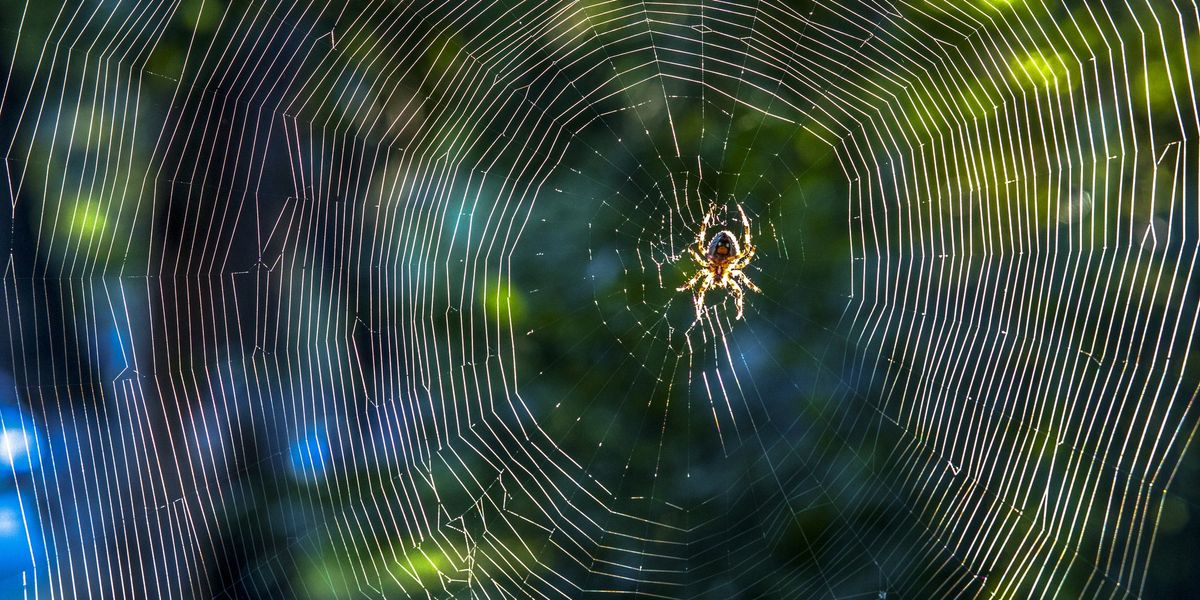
[706,230,739,263]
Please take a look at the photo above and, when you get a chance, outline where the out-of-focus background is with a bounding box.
[0,0,1198,598]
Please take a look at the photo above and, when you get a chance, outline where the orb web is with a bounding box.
[0,0,1198,598]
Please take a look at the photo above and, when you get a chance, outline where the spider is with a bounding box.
[677,204,761,320]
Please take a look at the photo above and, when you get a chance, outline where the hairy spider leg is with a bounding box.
[732,269,761,293]
[738,204,754,250]
[696,207,715,257]
[729,280,747,320]
[677,268,707,292]
[732,207,757,269]
[733,244,756,269]
[691,271,715,319]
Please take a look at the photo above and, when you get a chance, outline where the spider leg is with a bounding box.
[740,244,756,265]
[727,248,754,272]
[733,269,761,293]
[696,207,714,256]
[689,247,707,267]
[677,269,706,292]
[738,204,754,249]
[730,281,746,320]
[731,204,757,267]
[693,271,714,320]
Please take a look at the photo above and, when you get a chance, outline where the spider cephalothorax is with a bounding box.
[677,205,761,320]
